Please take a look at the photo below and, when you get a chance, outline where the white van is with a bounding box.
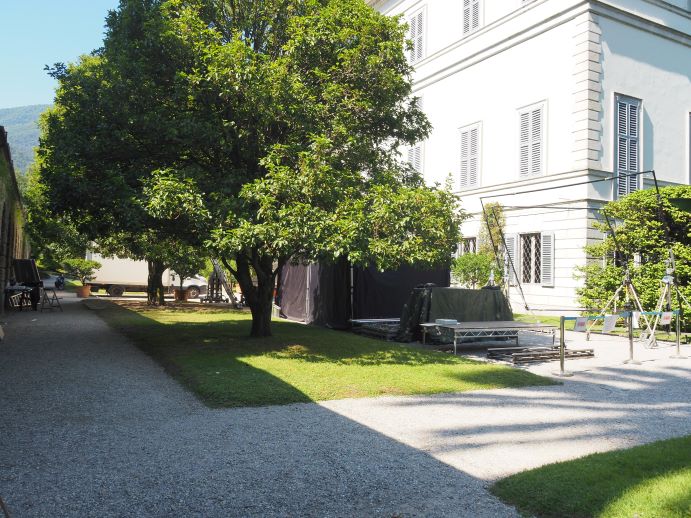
[85,253,207,298]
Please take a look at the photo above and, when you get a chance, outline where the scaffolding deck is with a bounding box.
[420,321,557,354]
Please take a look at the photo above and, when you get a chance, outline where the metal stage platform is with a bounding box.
[420,321,557,355]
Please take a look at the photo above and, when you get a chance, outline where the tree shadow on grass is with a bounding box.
[89,300,549,407]
[99,300,462,366]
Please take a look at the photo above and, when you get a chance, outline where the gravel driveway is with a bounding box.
[1,296,689,517]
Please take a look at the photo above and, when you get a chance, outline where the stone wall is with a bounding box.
[0,125,30,309]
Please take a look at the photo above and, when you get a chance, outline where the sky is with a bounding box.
[0,0,120,109]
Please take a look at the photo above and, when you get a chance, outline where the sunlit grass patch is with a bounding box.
[492,435,691,518]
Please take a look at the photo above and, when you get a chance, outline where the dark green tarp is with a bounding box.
[397,287,513,342]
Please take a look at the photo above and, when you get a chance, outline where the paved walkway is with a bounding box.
[1,297,689,517]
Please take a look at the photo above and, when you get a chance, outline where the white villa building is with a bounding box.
[368,0,691,311]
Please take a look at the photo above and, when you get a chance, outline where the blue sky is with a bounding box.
[0,0,120,109]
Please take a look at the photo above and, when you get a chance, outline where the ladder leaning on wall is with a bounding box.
[212,258,241,308]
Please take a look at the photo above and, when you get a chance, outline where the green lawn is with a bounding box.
[515,313,690,343]
[91,301,554,407]
[514,313,562,327]
[492,435,691,518]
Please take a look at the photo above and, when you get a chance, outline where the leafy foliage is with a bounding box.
[577,186,691,326]
[62,258,102,285]
[452,252,502,289]
[34,0,462,335]
[479,202,506,256]
[24,162,89,270]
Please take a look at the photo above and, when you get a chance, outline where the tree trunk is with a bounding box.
[147,260,166,306]
[249,282,274,337]
[228,253,276,337]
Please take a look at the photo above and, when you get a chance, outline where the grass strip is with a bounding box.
[491,435,691,518]
[91,300,555,408]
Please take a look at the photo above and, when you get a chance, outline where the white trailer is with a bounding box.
[85,253,208,298]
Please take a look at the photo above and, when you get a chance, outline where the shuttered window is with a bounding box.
[459,123,480,189]
[509,232,555,286]
[519,104,544,177]
[408,9,424,64]
[540,232,554,287]
[615,95,640,196]
[407,145,423,173]
[462,0,481,35]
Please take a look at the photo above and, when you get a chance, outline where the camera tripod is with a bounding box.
[647,257,690,357]
[586,267,655,344]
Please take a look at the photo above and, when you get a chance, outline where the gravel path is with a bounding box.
[1,297,689,517]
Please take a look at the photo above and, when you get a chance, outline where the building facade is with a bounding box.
[368,0,691,311]
[0,126,30,309]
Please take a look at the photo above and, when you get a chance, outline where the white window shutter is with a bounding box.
[504,235,518,286]
[408,145,422,173]
[471,0,480,31]
[531,108,542,176]
[540,232,555,287]
[615,95,641,196]
[409,11,424,63]
[463,0,471,34]
[519,112,530,177]
[463,0,481,34]
[460,130,469,187]
[469,126,478,186]
[459,124,480,188]
[519,104,544,178]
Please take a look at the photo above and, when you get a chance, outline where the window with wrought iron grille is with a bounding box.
[459,237,477,255]
[520,233,541,283]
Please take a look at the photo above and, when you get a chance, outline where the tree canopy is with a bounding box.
[577,185,691,326]
[34,0,463,335]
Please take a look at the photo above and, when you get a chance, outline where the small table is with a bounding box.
[421,321,557,354]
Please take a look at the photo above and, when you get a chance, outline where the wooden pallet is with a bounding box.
[488,346,594,364]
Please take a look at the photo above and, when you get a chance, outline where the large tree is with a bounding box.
[36,0,463,335]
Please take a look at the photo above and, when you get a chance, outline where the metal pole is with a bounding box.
[624,311,641,365]
[552,316,573,377]
[672,310,688,359]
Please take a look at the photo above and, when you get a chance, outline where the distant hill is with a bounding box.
[0,104,51,175]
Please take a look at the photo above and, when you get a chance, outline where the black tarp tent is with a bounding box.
[396,286,513,341]
[277,261,450,328]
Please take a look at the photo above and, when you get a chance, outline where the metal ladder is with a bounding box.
[212,259,240,307]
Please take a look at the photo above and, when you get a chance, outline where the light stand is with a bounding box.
[586,265,654,343]
[649,252,690,359]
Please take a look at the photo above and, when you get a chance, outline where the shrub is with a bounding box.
[63,258,102,285]
[452,252,502,289]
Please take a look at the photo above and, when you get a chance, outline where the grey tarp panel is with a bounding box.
[277,263,308,322]
[277,259,351,329]
[397,287,512,342]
